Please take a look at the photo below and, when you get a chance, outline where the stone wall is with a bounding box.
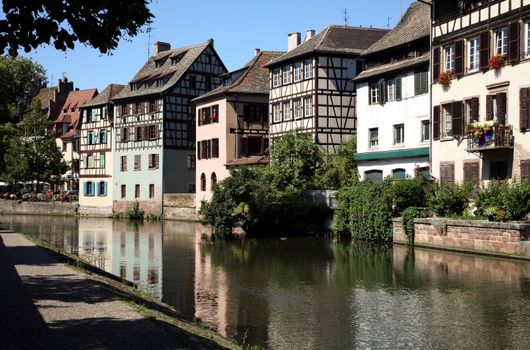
[79,205,113,217]
[162,194,197,221]
[393,217,530,259]
[113,200,162,217]
[0,199,79,216]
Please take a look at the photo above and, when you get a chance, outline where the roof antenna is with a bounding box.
[387,17,392,29]
[343,9,349,26]
[146,25,156,58]
[401,0,403,18]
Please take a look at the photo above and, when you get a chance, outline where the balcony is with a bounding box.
[466,123,513,152]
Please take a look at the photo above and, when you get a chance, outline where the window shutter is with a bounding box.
[454,40,464,77]
[521,160,530,181]
[414,73,420,96]
[84,154,88,169]
[144,126,149,140]
[464,162,479,184]
[440,163,455,184]
[508,21,520,63]
[378,79,386,104]
[496,92,507,125]
[433,47,441,82]
[520,88,530,130]
[433,105,440,141]
[452,101,463,136]
[486,95,494,120]
[155,154,159,169]
[480,31,490,70]
[396,76,402,101]
[100,154,105,169]
[471,97,480,122]
[197,142,201,160]
[83,182,87,196]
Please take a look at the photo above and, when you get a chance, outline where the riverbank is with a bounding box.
[0,229,240,350]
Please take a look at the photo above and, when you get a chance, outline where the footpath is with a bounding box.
[0,231,232,350]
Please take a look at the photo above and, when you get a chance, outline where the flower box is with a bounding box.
[488,54,506,70]
[438,70,452,86]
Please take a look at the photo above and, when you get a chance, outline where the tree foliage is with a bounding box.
[0,0,153,56]
[0,56,46,122]
[2,100,68,190]
[315,136,358,190]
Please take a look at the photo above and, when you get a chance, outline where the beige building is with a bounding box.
[192,50,283,210]
[431,0,530,183]
[79,84,124,216]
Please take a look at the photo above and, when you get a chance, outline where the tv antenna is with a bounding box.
[343,9,350,26]
[146,25,157,58]
[387,17,392,29]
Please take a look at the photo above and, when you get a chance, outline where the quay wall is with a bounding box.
[393,218,530,259]
[0,199,79,216]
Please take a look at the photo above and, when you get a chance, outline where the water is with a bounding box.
[2,215,530,349]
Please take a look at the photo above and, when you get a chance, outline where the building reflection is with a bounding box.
[77,218,163,299]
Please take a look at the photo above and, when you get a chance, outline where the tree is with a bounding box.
[2,100,68,191]
[315,136,358,190]
[0,0,154,56]
[0,56,46,123]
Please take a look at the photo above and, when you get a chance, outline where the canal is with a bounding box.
[1,214,530,349]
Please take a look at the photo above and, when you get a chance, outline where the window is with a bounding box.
[387,79,396,102]
[486,93,507,123]
[149,100,156,113]
[134,154,141,171]
[463,162,480,184]
[211,105,219,123]
[421,120,430,142]
[294,62,302,81]
[494,27,508,55]
[211,138,219,158]
[211,173,217,190]
[84,181,95,197]
[121,185,126,198]
[393,124,404,145]
[414,71,429,95]
[283,65,292,84]
[440,163,455,184]
[149,184,155,199]
[304,97,313,117]
[248,137,264,156]
[465,97,479,124]
[365,170,383,182]
[187,154,196,169]
[392,168,406,180]
[369,128,378,148]
[526,21,530,58]
[136,126,143,142]
[444,45,455,71]
[122,128,129,142]
[99,130,107,144]
[283,101,292,121]
[293,99,302,119]
[99,153,105,169]
[490,161,508,180]
[442,104,453,138]
[87,131,94,145]
[148,154,159,169]
[135,184,140,198]
[272,103,281,123]
[273,68,281,87]
[120,156,127,171]
[304,58,313,79]
[188,184,196,193]
[148,125,158,140]
[200,173,206,191]
[467,36,480,71]
[370,83,380,104]
[98,181,107,196]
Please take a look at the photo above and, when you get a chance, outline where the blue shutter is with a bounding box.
[83,182,87,196]
[100,153,105,169]
[82,110,87,123]
[104,182,108,196]
[102,130,107,144]
[83,155,88,169]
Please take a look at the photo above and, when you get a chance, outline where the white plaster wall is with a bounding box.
[432,59,530,182]
[357,158,430,181]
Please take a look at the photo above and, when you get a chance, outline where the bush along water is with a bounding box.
[401,207,428,245]
[124,201,144,220]
[474,181,530,221]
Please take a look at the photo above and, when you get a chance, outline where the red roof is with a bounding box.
[54,89,98,129]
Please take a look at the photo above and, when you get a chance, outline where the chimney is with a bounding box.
[154,41,171,56]
[304,30,315,42]
[255,48,261,56]
[58,77,74,93]
[288,32,301,52]
[207,38,214,47]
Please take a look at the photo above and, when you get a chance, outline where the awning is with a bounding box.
[354,147,429,161]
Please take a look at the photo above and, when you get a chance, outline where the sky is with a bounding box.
[19,0,417,92]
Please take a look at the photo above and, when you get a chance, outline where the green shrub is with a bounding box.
[124,201,144,220]
[401,207,427,245]
[501,181,530,221]
[428,183,472,217]
[391,177,429,216]
[474,181,507,217]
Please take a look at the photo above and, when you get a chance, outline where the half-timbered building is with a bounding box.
[354,2,431,181]
[265,26,389,153]
[111,40,227,215]
[79,84,124,216]
[53,88,98,192]
[192,50,284,210]
[431,0,530,184]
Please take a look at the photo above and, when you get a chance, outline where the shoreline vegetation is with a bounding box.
[23,233,245,350]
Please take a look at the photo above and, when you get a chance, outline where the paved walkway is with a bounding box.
[0,231,182,350]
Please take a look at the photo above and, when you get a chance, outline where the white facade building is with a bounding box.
[354,2,431,181]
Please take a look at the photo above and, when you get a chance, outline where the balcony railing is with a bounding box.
[466,124,513,152]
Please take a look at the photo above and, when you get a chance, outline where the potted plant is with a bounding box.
[488,54,506,70]
[439,70,452,86]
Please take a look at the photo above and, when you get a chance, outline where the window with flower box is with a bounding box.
[467,36,480,72]
[494,27,508,55]
[444,45,455,71]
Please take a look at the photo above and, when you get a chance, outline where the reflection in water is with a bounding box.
[2,215,530,349]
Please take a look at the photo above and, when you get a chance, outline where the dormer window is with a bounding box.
[171,53,185,65]
[155,58,166,68]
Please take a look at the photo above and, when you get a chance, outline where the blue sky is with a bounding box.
[21,0,417,92]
